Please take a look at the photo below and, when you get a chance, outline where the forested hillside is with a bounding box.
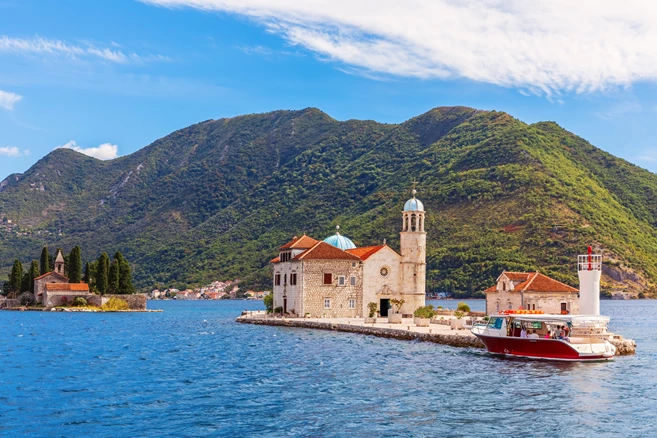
[1,106,656,296]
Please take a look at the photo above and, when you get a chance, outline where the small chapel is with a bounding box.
[270,190,426,318]
[33,249,90,306]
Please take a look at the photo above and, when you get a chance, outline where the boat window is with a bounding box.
[531,322,542,329]
[488,317,503,329]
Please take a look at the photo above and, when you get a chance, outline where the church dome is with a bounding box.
[324,226,357,250]
[403,190,424,211]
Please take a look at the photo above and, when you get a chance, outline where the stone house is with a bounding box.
[270,191,427,318]
[33,249,91,306]
[483,271,580,315]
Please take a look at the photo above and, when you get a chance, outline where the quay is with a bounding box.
[237,312,636,356]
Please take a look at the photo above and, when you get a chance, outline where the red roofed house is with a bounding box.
[483,271,580,315]
[33,249,91,306]
[270,191,427,318]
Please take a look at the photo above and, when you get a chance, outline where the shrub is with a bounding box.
[19,292,35,306]
[273,306,283,314]
[456,302,471,313]
[390,298,404,314]
[413,305,435,319]
[72,297,88,307]
[263,293,274,313]
[638,292,646,299]
[367,302,378,318]
[102,297,129,311]
[61,296,69,306]
[454,310,464,319]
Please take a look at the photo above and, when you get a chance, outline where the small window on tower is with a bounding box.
[290,273,297,285]
[275,274,281,286]
[323,273,333,285]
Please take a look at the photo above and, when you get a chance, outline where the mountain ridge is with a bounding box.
[1,106,656,296]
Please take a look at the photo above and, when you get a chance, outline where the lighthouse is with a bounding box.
[578,246,601,315]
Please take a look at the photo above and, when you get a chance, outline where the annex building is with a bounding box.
[483,271,580,315]
[270,191,427,318]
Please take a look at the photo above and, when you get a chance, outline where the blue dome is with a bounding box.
[324,233,356,250]
[404,197,424,211]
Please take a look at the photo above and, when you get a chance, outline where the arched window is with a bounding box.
[410,214,417,232]
[502,282,506,291]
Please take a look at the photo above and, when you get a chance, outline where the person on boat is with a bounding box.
[544,330,551,339]
[554,326,563,339]
[563,325,570,338]
[528,329,539,339]
[520,326,527,338]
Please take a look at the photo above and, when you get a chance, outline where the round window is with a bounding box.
[380,267,389,277]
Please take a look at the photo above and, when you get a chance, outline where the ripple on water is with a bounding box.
[0,299,654,437]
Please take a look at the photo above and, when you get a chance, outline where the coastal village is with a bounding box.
[150,279,268,300]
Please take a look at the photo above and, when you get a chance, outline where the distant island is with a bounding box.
[149,278,269,300]
[0,106,655,298]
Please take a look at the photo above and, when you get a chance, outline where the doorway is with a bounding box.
[283,298,287,314]
[379,299,390,317]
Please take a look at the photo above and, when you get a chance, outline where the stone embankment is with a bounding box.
[237,314,636,356]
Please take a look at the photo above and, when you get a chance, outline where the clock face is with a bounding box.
[380,267,389,277]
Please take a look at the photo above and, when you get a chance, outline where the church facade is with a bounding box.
[270,192,426,318]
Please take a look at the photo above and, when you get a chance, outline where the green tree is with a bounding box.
[108,259,119,294]
[83,262,91,285]
[40,247,51,275]
[9,259,23,297]
[96,252,110,295]
[263,293,274,313]
[28,260,39,294]
[68,246,83,283]
[21,271,31,293]
[118,257,135,294]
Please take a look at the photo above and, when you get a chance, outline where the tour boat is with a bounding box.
[471,311,616,361]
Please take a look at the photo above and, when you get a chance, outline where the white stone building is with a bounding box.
[483,271,580,315]
[270,191,426,318]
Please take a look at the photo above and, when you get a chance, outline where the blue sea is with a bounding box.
[1,299,655,437]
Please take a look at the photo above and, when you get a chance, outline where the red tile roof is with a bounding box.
[484,271,578,294]
[44,283,90,292]
[34,271,69,281]
[346,245,393,261]
[296,241,362,261]
[279,234,320,250]
[270,256,280,263]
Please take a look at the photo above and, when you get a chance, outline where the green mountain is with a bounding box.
[1,106,656,296]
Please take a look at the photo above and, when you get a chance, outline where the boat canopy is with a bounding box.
[491,314,610,324]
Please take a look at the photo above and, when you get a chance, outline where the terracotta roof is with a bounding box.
[484,271,578,294]
[296,241,362,261]
[279,234,320,250]
[346,245,393,261]
[44,283,90,292]
[270,256,280,263]
[34,271,69,281]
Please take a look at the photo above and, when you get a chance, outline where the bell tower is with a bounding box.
[400,185,426,309]
[54,249,65,275]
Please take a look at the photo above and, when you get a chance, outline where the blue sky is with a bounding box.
[2,0,657,179]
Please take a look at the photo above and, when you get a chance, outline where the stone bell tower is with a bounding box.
[399,187,426,310]
[54,249,65,276]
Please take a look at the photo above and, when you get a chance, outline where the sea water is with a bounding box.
[0,299,655,437]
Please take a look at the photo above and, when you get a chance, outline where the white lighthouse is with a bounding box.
[578,246,602,315]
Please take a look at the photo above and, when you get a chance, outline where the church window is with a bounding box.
[350,276,356,286]
[349,299,356,309]
[323,273,333,285]
[410,214,416,232]
[290,273,297,286]
[275,274,281,286]
[502,282,506,291]
[380,267,389,277]
[338,276,346,286]
[324,298,331,309]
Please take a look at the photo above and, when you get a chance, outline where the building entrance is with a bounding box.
[380,299,390,317]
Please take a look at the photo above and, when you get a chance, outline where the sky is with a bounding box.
[2,0,657,179]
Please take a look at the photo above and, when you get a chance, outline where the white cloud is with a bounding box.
[0,35,166,64]
[0,89,22,110]
[0,146,29,157]
[142,0,657,96]
[56,140,119,160]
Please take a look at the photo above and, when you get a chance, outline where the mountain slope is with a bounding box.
[1,106,656,296]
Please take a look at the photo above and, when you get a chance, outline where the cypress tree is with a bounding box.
[108,259,119,294]
[10,259,23,297]
[29,260,39,294]
[68,246,83,283]
[40,247,51,275]
[118,257,135,294]
[96,252,110,295]
[21,271,30,293]
[83,262,91,285]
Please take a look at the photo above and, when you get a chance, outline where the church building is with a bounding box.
[270,190,426,318]
[33,249,90,306]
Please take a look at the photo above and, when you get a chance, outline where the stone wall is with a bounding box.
[0,298,21,309]
[301,259,363,318]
